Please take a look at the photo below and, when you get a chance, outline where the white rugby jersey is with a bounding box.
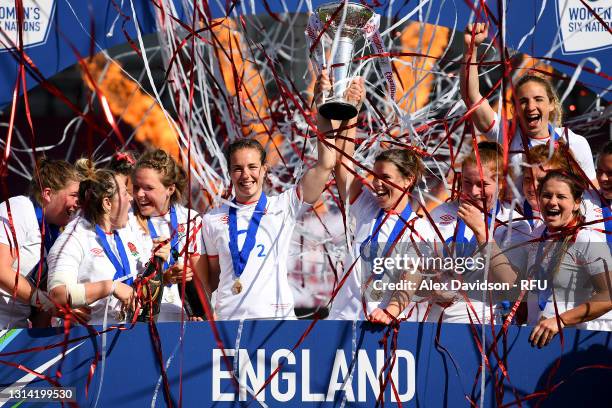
[526,225,612,331]
[583,189,610,232]
[0,196,40,328]
[327,189,436,321]
[47,217,147,325]
[201,187,304,320]
[128,205,202,322]
[425,200,532,324]
[484,112,596,181]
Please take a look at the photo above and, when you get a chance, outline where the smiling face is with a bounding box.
[461,163,498,210]
[516,81,555,139]
[42,180,80,227]
[133,168,175,217]
[596,153,612,200]
[539,178,581,229]
[109,174,133,229]
[229,147,267,203]
[372,160,414,210]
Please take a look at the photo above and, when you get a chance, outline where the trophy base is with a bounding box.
[318,100,358,121]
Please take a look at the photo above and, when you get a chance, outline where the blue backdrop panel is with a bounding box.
[0,0,609,108]
[0,321,610,406]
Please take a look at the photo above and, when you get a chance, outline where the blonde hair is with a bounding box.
[516,74,563,127]
[29,157,80,206]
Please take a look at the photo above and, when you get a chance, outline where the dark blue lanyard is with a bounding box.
[533,228,553,311]
[95,225,132,285]
[445,202,500,257]
[228,193,267,279]
[361,203,413,277]
[31,198,60,253]
[527,124,558,149]
[524,199,535,229]
[147,205,179,270]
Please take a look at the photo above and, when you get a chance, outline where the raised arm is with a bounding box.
[460,23,496,133]
[301,73,365,205]
[333,78,366,204]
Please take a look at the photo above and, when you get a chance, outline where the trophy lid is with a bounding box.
[315,2,375,39]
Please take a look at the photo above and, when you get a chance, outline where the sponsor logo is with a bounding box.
[439,214,455,225]
[555,0,612,54]
[90,247,104,257]
[0,0,55,51]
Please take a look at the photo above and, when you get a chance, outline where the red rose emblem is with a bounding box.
[127,242,139,257]
[178,224,185,233]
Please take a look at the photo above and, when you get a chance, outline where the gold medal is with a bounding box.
[370,289,383,301]
[232,279,243,295]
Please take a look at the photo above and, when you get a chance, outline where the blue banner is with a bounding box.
[0,321,610,406]
[0,0,609,108]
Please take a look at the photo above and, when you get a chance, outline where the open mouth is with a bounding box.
[525,113,541,128]
[543,208,561,219]
[374,188,389,199]
[239,180,255,187]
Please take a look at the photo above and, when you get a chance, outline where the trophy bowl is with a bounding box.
[315,2,374,121]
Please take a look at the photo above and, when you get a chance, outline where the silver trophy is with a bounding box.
[315,2,374,121]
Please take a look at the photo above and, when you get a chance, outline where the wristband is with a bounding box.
[67,283,87,307]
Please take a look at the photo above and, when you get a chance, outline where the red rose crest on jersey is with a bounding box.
[594,207,603,215]
[178,224,185,234]
[127,242,139,257]
[439,214,455,225]
[220,215,229,224]
[90,247,104,256]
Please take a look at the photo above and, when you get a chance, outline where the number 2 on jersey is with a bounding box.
[256,244,266,257]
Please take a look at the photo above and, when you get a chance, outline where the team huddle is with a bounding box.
[1,24,610,349]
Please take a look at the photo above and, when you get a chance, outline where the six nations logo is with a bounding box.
[0,1,55,51]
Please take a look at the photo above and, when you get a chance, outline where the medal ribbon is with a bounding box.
[360,203,413,279]
[228,193,267,279]
[524,199,535,228]
[95,225,133,285]
[31,198,60,253]
[147,205,179,270]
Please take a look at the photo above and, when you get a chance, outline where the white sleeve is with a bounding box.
[0,199,30,248]
[47,230,85,291]
[201,215,218,257]
[575,230,612,277]
[567,132,596,180]
[349,189,378,222]
[483,111,500,141]
[282,186,306,218]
